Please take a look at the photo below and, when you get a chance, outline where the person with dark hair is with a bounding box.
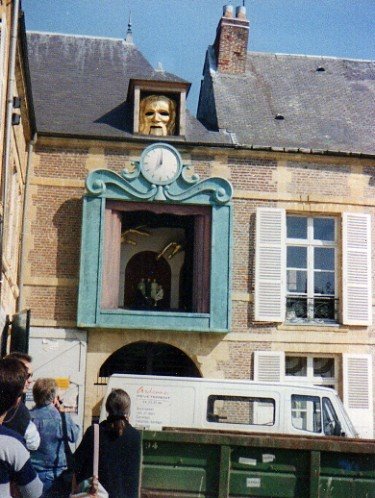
[0,358,43,498]
[3,351,32,363]
[73,389,141,498]
[3,352,41,451]
[30,378,79,495]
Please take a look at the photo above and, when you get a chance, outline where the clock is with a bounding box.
[140,143,182,185]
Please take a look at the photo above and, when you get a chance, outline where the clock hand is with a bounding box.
[156,149,163,169]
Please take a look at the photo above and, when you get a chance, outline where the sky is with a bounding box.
[22,0,375,113]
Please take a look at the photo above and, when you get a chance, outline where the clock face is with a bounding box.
[140,144,182,185]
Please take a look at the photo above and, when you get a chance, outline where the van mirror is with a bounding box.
[333,421,342,436]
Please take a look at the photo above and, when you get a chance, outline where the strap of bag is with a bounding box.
[87,424,100,495]
[71,424,100,496]
[60,411,74,469]
[93,423,99,477]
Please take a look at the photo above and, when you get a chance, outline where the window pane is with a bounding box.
[314,298,335,320]
[314,272,335,294]
[314,358,334,377]
[286,297,307,320]
[291,395,322,433]
[287,270,307,293]
[287,216,307,239]
[314,248,334,270]
[285,356,307,376]
[313,218,335,241]
[287,246,307,268]
[207,395,275,426]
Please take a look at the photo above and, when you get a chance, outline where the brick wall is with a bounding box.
[26,143,375,438]
[214,7,249,74]
[26,285,78,322]
[27,146,375,331]
[284,161,351,196]
[104,148,130,172]
[35,147,89,178]
[228,157,278,191]
[30,186,82,279]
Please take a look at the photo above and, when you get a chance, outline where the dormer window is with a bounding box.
[128,79,190,137]
[139,93,177,136]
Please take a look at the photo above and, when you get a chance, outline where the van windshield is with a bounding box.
[333,392,358,437]
[322,397,341,435]
[207,395,275,426]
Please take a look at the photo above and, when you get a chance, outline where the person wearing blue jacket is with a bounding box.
[30,378,79,495]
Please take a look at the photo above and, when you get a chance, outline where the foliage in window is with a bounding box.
[285,356,307,376]
[285,356,336,390]
[313,358,334,378]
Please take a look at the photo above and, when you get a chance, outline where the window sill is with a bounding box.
[103,308,210,318]
[278,323,349,333]
[79,308,229,333]
[285,318,338,326]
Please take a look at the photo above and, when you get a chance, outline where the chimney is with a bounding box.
[214,4,249,74]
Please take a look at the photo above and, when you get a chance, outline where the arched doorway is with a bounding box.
[99,341,201,378]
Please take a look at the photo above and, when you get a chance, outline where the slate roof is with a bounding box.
[199,46,375,155]
[26,32,229,144]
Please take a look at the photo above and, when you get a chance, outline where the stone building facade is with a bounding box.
[6,4,375,437]
[0,2,34,340]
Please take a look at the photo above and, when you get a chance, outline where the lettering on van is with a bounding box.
[137,386,170,398]
[134,386,172,428]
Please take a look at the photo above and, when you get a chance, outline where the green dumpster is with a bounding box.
[141,429,375,498]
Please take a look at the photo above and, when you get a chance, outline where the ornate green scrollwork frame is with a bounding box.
[78,144,233,333]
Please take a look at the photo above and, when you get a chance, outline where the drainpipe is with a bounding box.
[18,133,37,312]
[0,0,20,303]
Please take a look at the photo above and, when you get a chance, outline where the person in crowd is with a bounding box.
[3,352,40,451]
[0,357,43,498]
[30,378,79,495]
[73,389,141,498]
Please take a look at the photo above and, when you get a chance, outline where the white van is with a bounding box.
[100,374,358,438]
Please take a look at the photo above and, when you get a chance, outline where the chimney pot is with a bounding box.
[236,6,247,19]
[223,4,234,17]
[214,4,249,74]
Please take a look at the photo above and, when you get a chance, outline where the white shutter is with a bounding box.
[254,351,284,382]
[254,207,286,321]
[342,213,372,325]
[343,354,373,438]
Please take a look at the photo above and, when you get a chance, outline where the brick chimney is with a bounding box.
[214,4,249,74]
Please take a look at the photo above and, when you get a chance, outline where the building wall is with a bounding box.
[0,3,32,330]
[24,138,375,430]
